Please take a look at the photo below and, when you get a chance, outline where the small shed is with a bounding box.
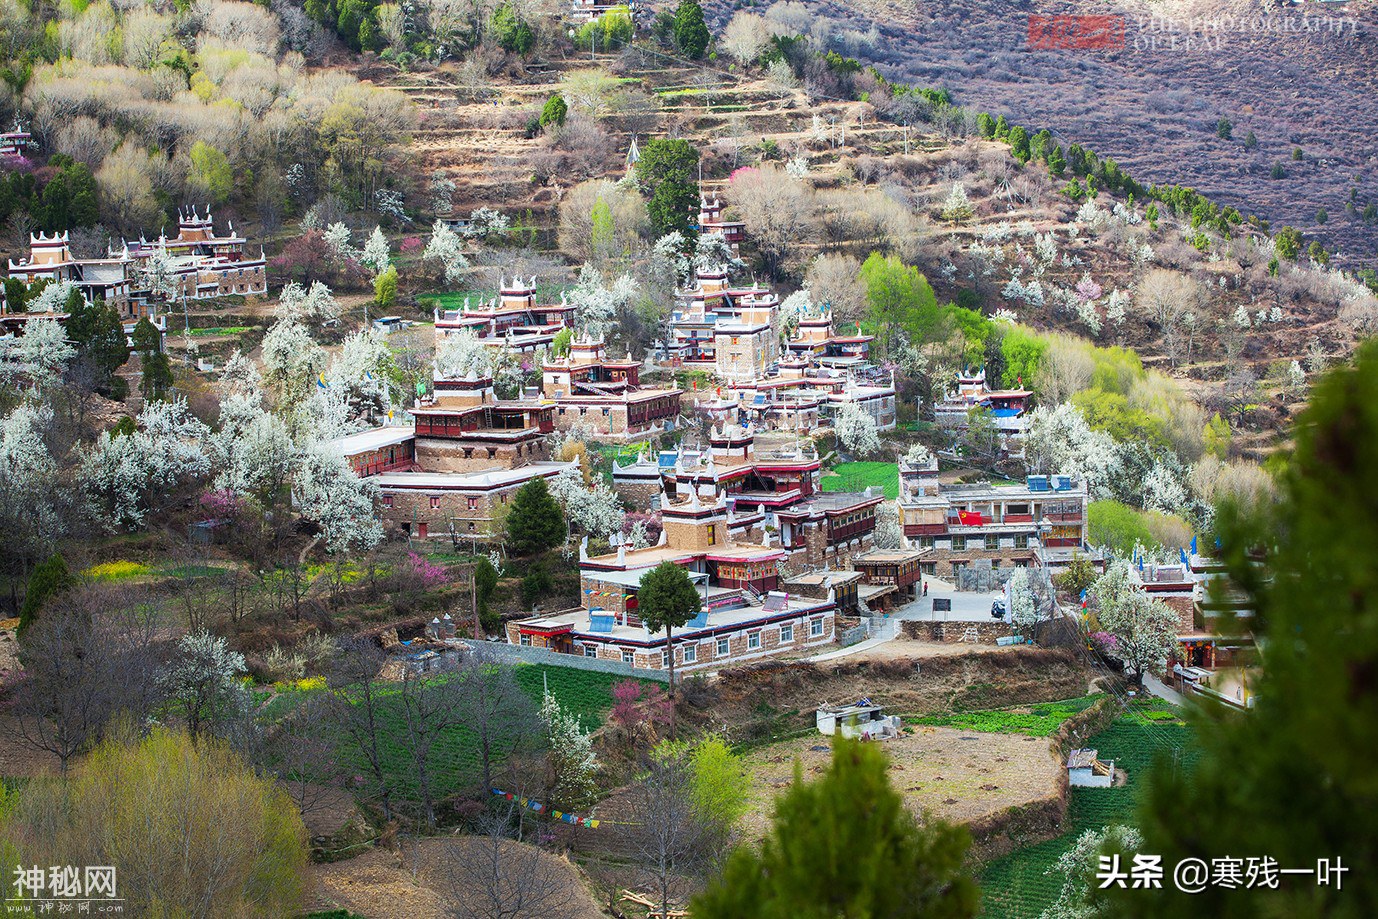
[1067,748,1114,787]
[816,700,901,741]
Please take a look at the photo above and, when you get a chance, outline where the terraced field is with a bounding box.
[976,705,1198,918]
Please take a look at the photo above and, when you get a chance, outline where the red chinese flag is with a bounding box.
[958,510,985,526]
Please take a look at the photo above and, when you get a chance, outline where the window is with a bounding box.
[747,632,761,650]
[811,618,824,637]
[430,496,441,509]
[520,634,532,646]
[780,624,794,643]
[717,637,730,657]
[662,649,670,666]
[706,525,716,546]
[985,535,1000,551]
[583,645,597,658]
[466,497,478,510]
[621,649,634,664]
[919,536,934,549]
[951,536,966,551]
[1014,534,1029,549]
[382,495,393,508]
[683,645,697,664]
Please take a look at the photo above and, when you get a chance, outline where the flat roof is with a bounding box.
[327,425,416,455]
[515,593,834,644]
[374,461,573,491]
[853,549,929,564]
[785,570,864,587]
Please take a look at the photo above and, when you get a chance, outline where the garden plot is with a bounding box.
[738,726,1061,838]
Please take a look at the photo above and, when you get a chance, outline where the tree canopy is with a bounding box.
[505,476,566,556]
[636,138,700,238]
[693,739,978,918]
[1113,338,1378,915]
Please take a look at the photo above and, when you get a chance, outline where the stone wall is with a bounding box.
[901,619,1013,644]
[381,487,506,539]
[414,437,546,473]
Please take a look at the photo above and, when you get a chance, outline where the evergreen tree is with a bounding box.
[637,560,702,723]
[140,351,175,402]
[539,93,568,128]
[976,112,996,138]
[693,739,978,919]
[1047,144,1067,177]
[491,2,535,55]
[636,138,700,238]
[1117,339,1378,917]
[19,553,73,634]
[1215,116,1233,139]
[993,114,1010,139]
[1007,125,1031,164]
[69,294,131,396]
[505,477,565,556]
[673,0,711,59]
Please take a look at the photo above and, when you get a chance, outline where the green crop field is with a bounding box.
[820,462,899,499]
[908,695,1104,737]
[976,706,1198,918]
[421,285,566,310]
[285,663,651,807]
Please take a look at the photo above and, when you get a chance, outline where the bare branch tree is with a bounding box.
[442,803,578,919]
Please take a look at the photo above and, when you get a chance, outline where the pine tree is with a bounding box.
[505,477,565,556]
[19,553,73,634]
[673,0,711,59]
[636,138,700,238]
[693,739,978,918]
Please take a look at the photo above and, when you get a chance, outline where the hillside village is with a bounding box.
[0,0,1373,916]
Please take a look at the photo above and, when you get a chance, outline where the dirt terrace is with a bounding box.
[738,725,1062,838]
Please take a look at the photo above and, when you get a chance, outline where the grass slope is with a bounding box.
[820,462,899,499]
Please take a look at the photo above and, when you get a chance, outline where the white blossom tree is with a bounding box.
[323,221,357,265]
[651,232,691,287]
[1024,403,1122,498]
[28,280,77,314]
[219,349,261,397]
[833,401,881,456]
[434,329,492,379]
[423,219,470,285]
[294,445,384,553]
[14,319,75,390]
[261,318,327,409]
[0,404,63,583]
[1090,559,1178,684]
[275,281,341,323]
[694,232,744,275]
[872,501,903,549]
[1007,568,1044,637]
[540,686,599,809]
[211,394,297,502]
[158,630,249,738]
[1039,825,1143,919]
[549,466,623,539]
[82,399,211,531]
[359,225,391,275]
[328,326,395,419]
[566,265,638,340]
[903,442,935,469]
[138,246,181,304]
[939,183,974,223]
